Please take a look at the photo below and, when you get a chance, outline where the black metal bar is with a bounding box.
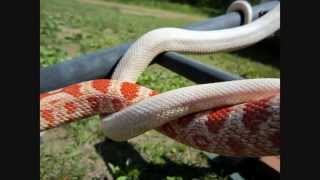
[40,44,131,92]
[154,53,243,83]
[40,1,278,93]
[183,1,277,30]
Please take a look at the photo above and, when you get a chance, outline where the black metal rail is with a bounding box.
[40,1,279,93]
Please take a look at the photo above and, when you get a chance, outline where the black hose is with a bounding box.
[40,1,279,93]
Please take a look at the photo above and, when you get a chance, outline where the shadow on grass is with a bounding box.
[95,138,280,180]
[95,138,240,179]
[232,37,280,69]
[232,157,280,180]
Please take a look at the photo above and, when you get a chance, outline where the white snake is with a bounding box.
[111,2,279,82]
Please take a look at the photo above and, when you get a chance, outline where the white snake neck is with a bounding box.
[112,3,280,83]
[227,0,253,24]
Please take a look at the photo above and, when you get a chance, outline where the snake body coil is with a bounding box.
[112,4,280,82]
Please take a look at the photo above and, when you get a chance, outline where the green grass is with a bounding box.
[103,0,223,16]
[40,0,279,179]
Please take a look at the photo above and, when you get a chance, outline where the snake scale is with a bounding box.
[40,1,280,157]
